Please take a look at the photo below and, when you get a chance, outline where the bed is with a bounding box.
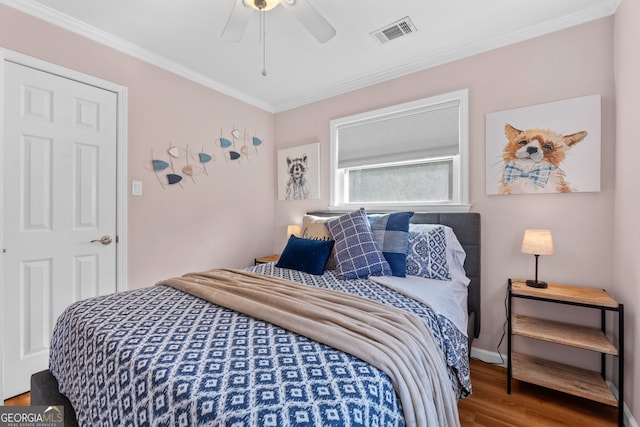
[31,211,480,427]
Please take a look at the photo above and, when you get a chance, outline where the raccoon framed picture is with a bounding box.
[277,142,321,200]
[485,94,601,195]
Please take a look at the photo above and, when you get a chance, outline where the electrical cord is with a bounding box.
[495,285,508,366]
[471,284,508,366]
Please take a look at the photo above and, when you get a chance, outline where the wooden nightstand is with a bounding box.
[507,279,624,427]
[254,254,280,265]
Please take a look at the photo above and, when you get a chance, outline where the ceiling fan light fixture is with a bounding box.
[245,0,282,11]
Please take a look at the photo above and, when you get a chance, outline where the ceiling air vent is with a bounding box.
[371,17,417,44]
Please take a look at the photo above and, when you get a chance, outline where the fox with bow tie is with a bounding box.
[498,123,588,194]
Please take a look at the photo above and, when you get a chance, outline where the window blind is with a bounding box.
[337,100,460,169]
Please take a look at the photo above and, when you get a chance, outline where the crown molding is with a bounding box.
[271,0,620,112]
[0,0,275,112]
[2,0,619,114]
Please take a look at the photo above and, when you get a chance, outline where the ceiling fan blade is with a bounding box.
[282,0,336,43]
[221,0,253,42]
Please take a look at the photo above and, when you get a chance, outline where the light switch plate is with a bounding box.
[131,180,143,196]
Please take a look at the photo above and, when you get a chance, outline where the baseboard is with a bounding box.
[470,346,638,427]
[607,380,639,427]
[470,346,507,367]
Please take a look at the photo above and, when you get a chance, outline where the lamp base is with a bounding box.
[526,280,548,289]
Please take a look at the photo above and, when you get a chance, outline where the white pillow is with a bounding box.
[301,215,338,269]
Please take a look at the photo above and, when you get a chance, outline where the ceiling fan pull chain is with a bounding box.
[261,10,268,76]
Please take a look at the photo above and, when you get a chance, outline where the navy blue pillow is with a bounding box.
[276,235,335,275]
[368,211,414,277]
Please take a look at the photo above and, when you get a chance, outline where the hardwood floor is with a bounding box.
[459,358,619,426]
[3,391,29,406]
[3,359,620,426]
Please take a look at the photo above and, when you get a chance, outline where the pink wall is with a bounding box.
[0,5,276,287]
[2,3,634,420]
[277,14,640,421]
[614,0,640,418]
[275,17,617,368]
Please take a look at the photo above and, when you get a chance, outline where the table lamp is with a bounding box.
[521,229,554,288]
[287,225,301,239]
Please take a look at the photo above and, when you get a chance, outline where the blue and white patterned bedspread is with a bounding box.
[49,264,470,427]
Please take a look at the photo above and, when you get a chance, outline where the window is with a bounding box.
[330,89,469,211]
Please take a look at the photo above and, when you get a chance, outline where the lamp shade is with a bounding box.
[287,225,301,238]
[521,229,554,256]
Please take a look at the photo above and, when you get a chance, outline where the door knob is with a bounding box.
[90,236,112,245]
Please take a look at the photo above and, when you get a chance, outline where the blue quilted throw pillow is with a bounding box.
[406,227,451,281]
[368,212,414,277]
[327,209,391,279]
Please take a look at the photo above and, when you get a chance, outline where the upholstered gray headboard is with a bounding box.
[411,212,481,340]
[308,211,481,341]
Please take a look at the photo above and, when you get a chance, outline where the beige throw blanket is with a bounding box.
[160,268,460,427]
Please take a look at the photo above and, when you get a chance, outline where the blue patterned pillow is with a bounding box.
[368,212,414,277]
[406,227,451,280]
[327,209,391,279]
[276,235,334,275]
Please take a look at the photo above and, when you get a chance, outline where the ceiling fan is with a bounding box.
[221,0,336,44]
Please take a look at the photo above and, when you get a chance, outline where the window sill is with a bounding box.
[327,203,472,213]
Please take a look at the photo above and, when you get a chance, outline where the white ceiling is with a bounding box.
[4,0,619,112]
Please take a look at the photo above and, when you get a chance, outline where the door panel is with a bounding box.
[3,61,118,398]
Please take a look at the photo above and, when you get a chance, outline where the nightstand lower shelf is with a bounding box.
[511,352,617,407]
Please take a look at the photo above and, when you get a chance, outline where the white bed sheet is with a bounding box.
[370,275,469,337]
